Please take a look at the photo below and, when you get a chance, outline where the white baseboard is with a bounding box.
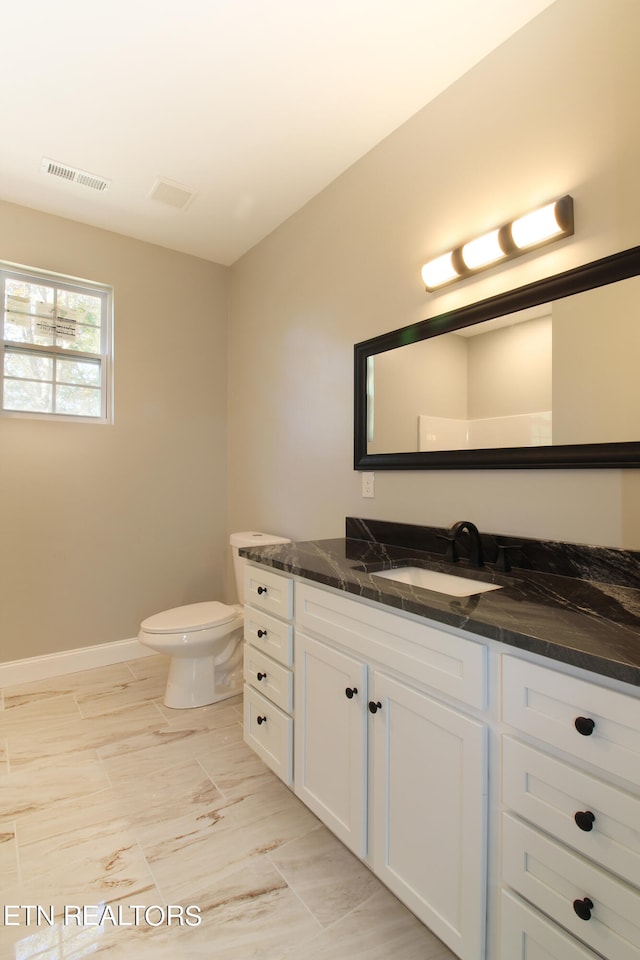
[0,637,155,687]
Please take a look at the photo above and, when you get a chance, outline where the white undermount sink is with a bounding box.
[373,566,502,598]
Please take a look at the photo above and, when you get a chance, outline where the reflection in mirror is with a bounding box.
[368,305,553,454]
[354,246,640,469]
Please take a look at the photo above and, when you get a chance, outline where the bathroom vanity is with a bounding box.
[241,519,640,960]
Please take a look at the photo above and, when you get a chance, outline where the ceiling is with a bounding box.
[1,0,556,265]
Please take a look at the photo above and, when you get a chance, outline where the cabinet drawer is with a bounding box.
[296,582,486,708]
[502,813,640,960]
[244,566,293,619]
[243,644,293,714]
[502,656,640,787]
[244,606,294,667]
[503,737,640,888]
[243,684,293,785]
[500,890,602,960]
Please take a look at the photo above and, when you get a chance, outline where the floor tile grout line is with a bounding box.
[263,825,396,937]
[96,721,245,784]
[268,856,326,940]
[0,691,84,721]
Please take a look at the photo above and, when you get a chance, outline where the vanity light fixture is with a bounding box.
[421,195,574,291]
[420,251,459,289]
[460,228,504,271]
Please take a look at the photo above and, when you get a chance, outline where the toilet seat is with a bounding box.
[140,601,240,634]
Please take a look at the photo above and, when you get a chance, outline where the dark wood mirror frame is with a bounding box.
[354,245,640,470]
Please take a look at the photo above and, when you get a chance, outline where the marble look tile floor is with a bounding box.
[0,656,456,959]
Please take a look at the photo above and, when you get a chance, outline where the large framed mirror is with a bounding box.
[354,245,640,469]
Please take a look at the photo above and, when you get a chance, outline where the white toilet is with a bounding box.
[138,532,289,708]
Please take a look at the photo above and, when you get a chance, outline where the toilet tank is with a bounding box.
[229,532,290,604]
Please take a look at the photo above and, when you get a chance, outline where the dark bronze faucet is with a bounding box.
[444,520,484,568]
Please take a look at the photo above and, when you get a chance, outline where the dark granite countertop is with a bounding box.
[240,518,640,689]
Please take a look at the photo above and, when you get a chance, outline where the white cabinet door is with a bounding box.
[294,631,368,856]
[370,670,488,960]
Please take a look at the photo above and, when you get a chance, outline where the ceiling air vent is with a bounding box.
[41,158,111,192]
[148,177,196,210]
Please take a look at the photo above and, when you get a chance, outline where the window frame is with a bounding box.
[1,262,113,424]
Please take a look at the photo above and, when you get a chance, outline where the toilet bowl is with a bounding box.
[139,601,244,708]
[138,532,289,708]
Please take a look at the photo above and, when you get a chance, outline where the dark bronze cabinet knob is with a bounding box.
[574,716,595,736]
[574,810,596,832]
[573,897,594,921]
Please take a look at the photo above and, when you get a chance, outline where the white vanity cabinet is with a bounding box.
[240,558,640,960]
[500,655,640,960]
[242,565,294,784]
[294,582,488,960]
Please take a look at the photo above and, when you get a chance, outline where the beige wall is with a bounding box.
[5,0,640,665]
[467,317,552,420]
[0,200,229,660]
[228,0,640,550]
[553,276,640,444]
[370,336,468,453]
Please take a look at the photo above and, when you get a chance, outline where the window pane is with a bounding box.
[56,384,102,417]
[4,311,54,346]
[4,379,53,412]
[56,322,102,354]
[5,280,55,317]
[4,351,53,380]
[4,282,102,351]
[57,290,102,327]
[57,357,101,386]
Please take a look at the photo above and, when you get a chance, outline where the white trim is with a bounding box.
[0,637,154,687]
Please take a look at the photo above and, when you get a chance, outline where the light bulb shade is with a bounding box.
[421,251,459,290]
[510,196,573,249]
[461,229,505,270]
[421,195,574,292]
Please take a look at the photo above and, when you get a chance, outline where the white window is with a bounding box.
[1,263,113,422]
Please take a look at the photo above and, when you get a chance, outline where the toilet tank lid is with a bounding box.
[229,532,291,548]
[141,601,240,633]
